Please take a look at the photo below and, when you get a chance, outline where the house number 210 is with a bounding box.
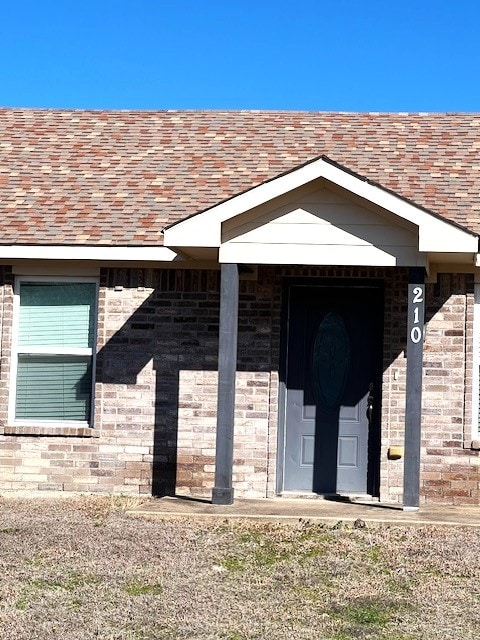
[410,286,423,344]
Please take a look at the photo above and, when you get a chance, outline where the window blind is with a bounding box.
[19,282,95,348]
[16,355,92,421]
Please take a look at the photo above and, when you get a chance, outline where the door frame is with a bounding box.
[276,277,384,497]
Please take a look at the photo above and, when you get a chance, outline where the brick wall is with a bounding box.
[420,273,480,504]
[0,267,276,498]
[379,269,408,502]
[0,266,478,504]
[0,267,159,493]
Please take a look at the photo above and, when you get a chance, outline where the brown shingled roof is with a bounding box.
[0,108,479,245]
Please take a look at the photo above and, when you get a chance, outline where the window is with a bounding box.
[11,278,97,425]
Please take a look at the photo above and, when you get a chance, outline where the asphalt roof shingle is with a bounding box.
[1,108,480,245]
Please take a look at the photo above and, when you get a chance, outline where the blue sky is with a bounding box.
[1,0,479,111]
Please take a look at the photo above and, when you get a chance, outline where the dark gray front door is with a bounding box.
[283,285,382,494]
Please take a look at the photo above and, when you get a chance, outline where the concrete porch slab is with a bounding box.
[127,496,480,528]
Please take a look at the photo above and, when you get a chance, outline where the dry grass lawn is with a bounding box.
[1,495,480,639]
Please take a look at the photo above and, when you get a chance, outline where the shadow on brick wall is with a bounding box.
[95,269,224,496]
[95,268,274,497]
[95,267,459,500]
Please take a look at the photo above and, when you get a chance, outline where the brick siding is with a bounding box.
[0,266,478,504]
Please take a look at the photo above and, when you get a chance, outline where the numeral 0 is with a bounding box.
[410,326,422,344]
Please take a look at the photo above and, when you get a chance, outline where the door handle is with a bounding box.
[366,382,374,424]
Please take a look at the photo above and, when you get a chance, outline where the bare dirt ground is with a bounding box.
[1,495,480,640]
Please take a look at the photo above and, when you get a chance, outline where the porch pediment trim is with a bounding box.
[164,156,478,259]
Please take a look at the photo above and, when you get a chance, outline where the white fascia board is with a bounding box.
[0,245,179,262]
[164,157,478,254]
[164,159,333,247]
[319,163,478,253]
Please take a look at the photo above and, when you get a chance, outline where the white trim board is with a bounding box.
[0,245,179,262]
[219,243,428,267]
[164,157,478,257]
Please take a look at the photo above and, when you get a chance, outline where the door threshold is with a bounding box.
[279,492,379,503]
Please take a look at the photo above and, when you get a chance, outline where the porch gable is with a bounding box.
[164,156,478,266]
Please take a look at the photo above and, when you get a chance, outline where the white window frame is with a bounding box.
[9,275,99,427]
[472,283,480,440]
